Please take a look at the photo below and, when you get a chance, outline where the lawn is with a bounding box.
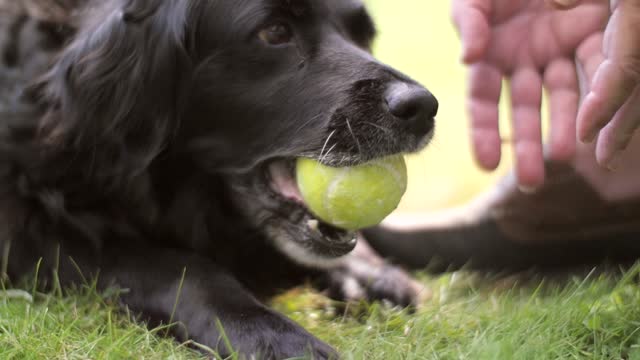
[3,1,640,359]
[4,268,640,359]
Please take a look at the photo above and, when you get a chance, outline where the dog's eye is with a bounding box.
[258,23,293,46]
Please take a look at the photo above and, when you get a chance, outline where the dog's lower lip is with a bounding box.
[307,219,356,246]
[307,220,357,255]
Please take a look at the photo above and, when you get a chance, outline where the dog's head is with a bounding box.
[37,0,437,265]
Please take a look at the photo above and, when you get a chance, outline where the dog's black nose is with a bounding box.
[385,83,438,135]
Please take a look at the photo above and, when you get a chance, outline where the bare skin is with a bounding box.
[572,0,640,170]
[452,0,640,195]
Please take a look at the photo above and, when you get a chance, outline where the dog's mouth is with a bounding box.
[263,159,358,260]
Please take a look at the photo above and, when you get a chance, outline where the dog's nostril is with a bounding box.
[385,83,438,135]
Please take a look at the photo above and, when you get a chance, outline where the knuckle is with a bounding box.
[545,61,577,89]
[613,128,636,149]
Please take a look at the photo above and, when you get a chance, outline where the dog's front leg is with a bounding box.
[99,248,337,359]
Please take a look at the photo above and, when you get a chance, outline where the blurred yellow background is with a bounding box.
[366,0,515,212]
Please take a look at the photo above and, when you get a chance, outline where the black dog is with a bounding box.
[0,0,437,358]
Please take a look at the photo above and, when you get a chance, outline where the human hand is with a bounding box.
[570,0,640,170]
[452,0,608,188]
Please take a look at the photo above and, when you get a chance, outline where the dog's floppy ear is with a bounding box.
[37,0,193,183]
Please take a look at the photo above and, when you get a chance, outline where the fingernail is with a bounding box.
[553,0,578,6]
[460,49,471,64]
[518,185,538,194]
[606,153,624,171]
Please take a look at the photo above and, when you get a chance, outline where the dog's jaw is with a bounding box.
[226,160,359,266]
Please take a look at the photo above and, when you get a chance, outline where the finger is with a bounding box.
[576,33,605,93]
[544,58,579,161]
[595,85,640,169]
[578,7,640,142]
[510,68,545,189]
[577,60,638,143]
[468,62,503,171]
[451,0,492,63]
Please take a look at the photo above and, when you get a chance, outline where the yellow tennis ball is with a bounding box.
[296,155,408,231]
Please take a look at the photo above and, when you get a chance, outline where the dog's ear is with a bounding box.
[37,0,194,183]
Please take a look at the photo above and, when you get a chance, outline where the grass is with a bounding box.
[3,1,640,359]
[277,268,640,360]
[0,286,198,359]
[3,267,640,359]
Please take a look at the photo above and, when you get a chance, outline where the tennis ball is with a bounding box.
[296,155,408,231]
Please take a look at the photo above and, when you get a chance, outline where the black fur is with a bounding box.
[0,0,435,358]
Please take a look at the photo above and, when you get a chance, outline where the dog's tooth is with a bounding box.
[307,219,319,231]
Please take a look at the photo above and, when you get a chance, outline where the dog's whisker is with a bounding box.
[321,143,338,163]
[319,129,336,160]
[363,121,392,133]
[345,118,362,156]
[292,113,324,136]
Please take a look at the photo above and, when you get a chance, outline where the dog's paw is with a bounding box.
[326,263,425,307]
[323,236,429,308]
[218,310,338,360]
